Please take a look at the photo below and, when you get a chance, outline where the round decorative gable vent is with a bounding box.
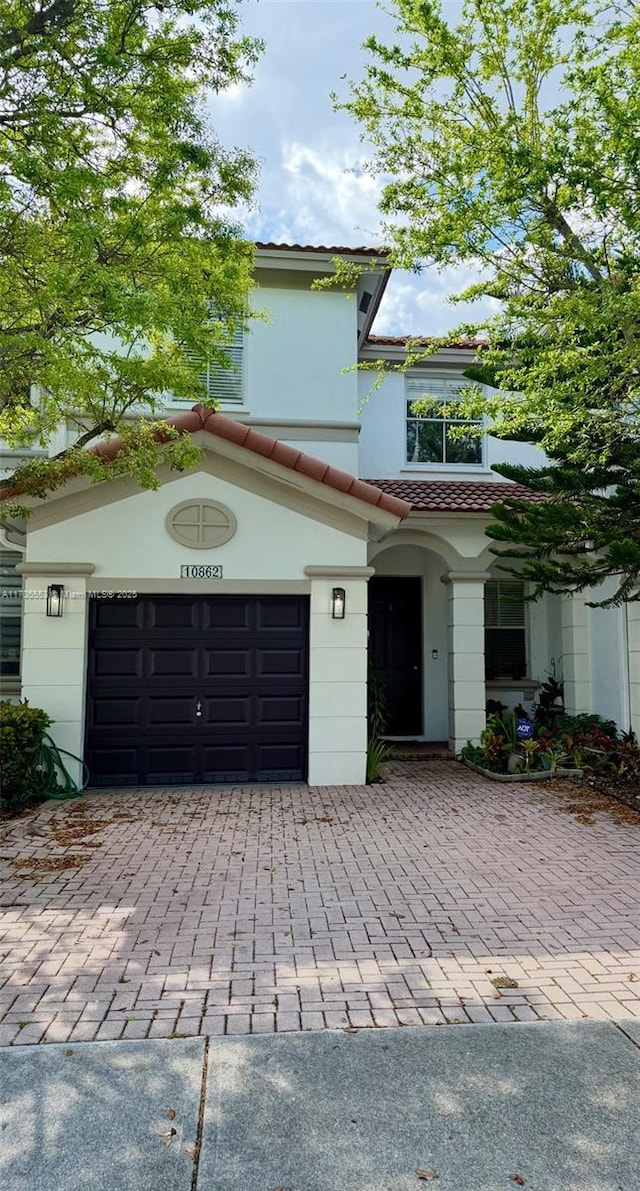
[166,500,237,549]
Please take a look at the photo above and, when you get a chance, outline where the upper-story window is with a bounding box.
[185,321,244,406]
[406,377,483,466]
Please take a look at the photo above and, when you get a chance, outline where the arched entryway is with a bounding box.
[368,538,456,742]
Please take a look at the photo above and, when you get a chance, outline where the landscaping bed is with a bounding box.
[463,760,583,782]
[461,708,640,804]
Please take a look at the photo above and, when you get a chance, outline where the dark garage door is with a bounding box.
[85,595,309,786]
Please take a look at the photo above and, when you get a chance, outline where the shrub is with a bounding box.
[610,732,640,782]
[366,665,393,782]
[533,669,565,728]
[555,713,619,741]
[0,701,52,814]
[545,715,619,770]
[366,736,393,783]
[367,665,388,741]
[460,742,484,765]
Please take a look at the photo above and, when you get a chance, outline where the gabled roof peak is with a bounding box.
[4,406,410,521]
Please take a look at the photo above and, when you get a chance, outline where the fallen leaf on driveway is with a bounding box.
[509,1176,525,1185]
[166,1109,176,1120]
[12,854,90,873]
[627,973,638,982]
[491,976,519,990]
[342,1026,359,1033]
[157,1128,177,1139]
[65,1049,73,1057]
[416,1170,439,1181]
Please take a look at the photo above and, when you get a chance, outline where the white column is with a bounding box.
[17,563,94,785]
[442,571,489,754]
[626,601,640,736]
[560,593,591,714]
[304,565,373,786]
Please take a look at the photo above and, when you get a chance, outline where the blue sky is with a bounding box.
[212,0,495,336]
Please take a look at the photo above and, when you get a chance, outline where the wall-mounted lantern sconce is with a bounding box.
[46,583,64,617]
[331,586,346,619]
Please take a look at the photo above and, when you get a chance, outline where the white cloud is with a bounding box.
[210,2,501,334]
[213,81,250,105]
[375,263,501,337]
[278,140,384,244]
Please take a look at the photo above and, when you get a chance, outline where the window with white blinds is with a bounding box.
[406,376,483,466]
[0,551,22,678]
[484,579,527,680]
[185,322,244,406]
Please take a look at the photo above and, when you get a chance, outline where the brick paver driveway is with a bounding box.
[1,761,639,1045]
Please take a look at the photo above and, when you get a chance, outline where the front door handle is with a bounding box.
[196,699,202,717]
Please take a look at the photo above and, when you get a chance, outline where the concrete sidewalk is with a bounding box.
[2,1021,639,1191]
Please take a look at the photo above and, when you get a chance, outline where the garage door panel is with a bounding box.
[92,648,142,678]
[91,697,141,727]
[257,648,304,677]
[203,649,251,678]
[87,595,308,786]
[256,599,305,630]
[88,746,140,785]
[204,696,251,725]
[92,602,145,632]
[148,647,198,678]
[146,744,199,784]
[201,744,251,783]
[148,600,199,631]
[255,742,305,780]
[257,695,304,725]
[147,697,196,725]
[203,600,251,631]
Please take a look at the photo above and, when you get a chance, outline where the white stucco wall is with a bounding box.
[27,470,366,579]
[589,597,628,728]
[8,277,362,467]
[307,574,369,785]
[245,287,358,423]
[283,439,359,473]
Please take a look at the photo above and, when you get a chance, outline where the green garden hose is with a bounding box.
[34,732,90,800]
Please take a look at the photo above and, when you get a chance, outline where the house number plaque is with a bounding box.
[180,565,224,579]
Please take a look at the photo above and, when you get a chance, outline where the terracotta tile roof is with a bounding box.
[3,406,410,520]
[365,335,486,349]
[256,242,389,258]
[364,479,543,513]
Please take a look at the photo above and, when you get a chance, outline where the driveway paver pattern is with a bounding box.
[0,761,639,1044]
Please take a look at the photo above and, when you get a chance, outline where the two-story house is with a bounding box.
[1,242,638,787]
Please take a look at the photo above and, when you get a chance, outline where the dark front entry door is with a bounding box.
[86,595,309,786]
[368,577,422,735]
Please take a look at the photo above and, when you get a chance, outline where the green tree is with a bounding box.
[0,0,261,506]
[338,0,640,605]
